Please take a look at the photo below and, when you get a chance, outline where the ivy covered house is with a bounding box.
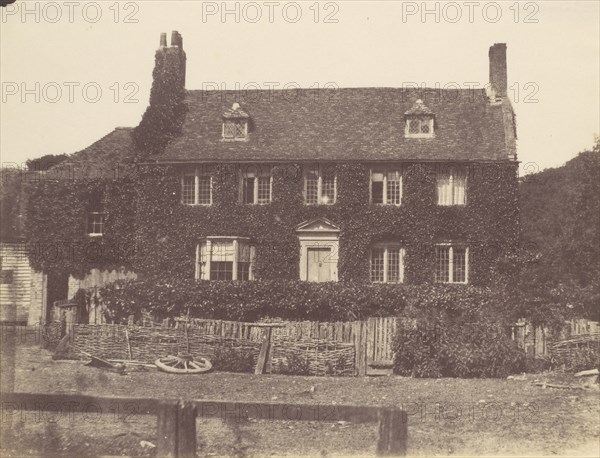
[26,33,519,322]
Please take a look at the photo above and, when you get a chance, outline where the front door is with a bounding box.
[307,247,332,282]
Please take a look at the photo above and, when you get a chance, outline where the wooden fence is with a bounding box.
[0,391,408,457]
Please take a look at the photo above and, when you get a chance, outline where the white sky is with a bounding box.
[1,0,599,174]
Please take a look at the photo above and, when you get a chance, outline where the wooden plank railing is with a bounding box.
[0,391,407,457]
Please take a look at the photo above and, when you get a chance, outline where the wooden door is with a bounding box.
[307,247,331,282]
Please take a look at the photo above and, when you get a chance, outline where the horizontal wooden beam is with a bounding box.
[0,392,400,424]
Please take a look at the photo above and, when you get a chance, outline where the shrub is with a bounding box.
[211,346,256,373]
[277,353,311,376]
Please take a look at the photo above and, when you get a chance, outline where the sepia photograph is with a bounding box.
[0,1,599,456]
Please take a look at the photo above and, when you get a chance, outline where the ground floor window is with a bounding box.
[435,244,468,283]
[370,244,404,283]
[197,237,255,281]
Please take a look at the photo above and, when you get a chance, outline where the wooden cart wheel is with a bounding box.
[154,354,212,374]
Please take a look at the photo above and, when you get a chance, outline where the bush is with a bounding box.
[551,347,600,373]
[277,353,311,376]
[211,346,256,373]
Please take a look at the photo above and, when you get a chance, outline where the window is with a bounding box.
[242,167,272,204]
[181,169,213,206]
[87,212,105,236]
[437,167,466,205]
[87,192,105,236]
[304,165,336,205]
[223,119,248,140]
[370,244,405,283]
[435,245,468,283]
[371,169,402,205]
[404,99,435,138]
[197,237,255,281]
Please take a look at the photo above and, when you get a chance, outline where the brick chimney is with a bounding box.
[154,30,186,90]
[489,43,507,100]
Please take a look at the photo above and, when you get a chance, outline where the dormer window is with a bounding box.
[405,99,435,138]
[222,102,249,141]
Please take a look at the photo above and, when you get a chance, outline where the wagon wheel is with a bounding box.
[154,354,212,374]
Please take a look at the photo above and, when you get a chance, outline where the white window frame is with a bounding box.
[222,119,248,141]
[437,168,467,206]
[87,212,105,237]
[181,168,213,206]
[369,244,405,283]
[370,168,403,205]
[196,237,255,281]
[240,167,273,205]
[405,116,435,138]
[303,165,337,205]
[435,244,469,284]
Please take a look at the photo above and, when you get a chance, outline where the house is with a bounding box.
[26,33,519,322]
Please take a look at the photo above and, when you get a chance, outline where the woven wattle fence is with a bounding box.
[59,323,355,376]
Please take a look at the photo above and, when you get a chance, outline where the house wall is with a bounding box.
[0,243,42,324]
[131,162,520,285]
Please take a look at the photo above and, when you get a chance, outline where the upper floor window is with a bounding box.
[437,167,466,206]
[182,169,213,206]
[435,244,468,284]
[304,164,336,205]
[87,192,105,236]
[197,237,255,281]
[222,103,249,141]
[370,244,404,283]
[404,99,435,138]
[242,167,272,204]
[371,169,402,205]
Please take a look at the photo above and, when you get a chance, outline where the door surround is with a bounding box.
[296,218,339,282]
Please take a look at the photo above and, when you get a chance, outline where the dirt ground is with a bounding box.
[1,342,599,457]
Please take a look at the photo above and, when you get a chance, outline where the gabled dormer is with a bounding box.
[222,102,249,141]
[404,99,435,138]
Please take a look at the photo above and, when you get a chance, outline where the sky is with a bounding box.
[1,0,599,174]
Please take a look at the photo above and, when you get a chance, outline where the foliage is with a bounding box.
[26,154,70,171]
[0,168,25,241]
[277,353,311,376]
[211,346,256,373]
[551,347,600,373]
[518,140,600,321]
[393,296,526,378]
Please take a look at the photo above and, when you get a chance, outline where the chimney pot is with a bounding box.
[489,43,507,99]
[159,33,167,47]
[171,31,182,48]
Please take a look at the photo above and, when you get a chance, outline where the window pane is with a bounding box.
[386,171,402,205]
[388,248,402,282]
[212,241,235,261]
[408,119,420,134]
[372,181,384,204]
[453,247,467,283]
[234,121,246,138]
[88,213,104,234]
[238,262,250,281]
[435,246,450,282]
[210,262,233,280]
[243,177,255,204]
[305,168,319,204]
[182,175,195,204]
[322,175,335,204]
[198,176,211,205]
[257,176,271,204]
[370,249,385,282]
[437,174,451,206]
[421,122,430,134]
[453,171,466,205]
[223,121,235,138]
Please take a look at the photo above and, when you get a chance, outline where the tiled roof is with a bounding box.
[157,88,515,163]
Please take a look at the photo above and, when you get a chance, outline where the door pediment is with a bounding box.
[295,218,340,234]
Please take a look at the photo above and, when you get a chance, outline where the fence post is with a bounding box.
[177,401,197,457]
[376,409,407,456]
[157,401,179,457]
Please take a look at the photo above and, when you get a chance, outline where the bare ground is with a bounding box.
[1,342,598,457]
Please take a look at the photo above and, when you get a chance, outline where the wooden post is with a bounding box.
[177,401,197,457]
[255,327,272,374]
[156,401,179,457]
[376,409,407,456]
